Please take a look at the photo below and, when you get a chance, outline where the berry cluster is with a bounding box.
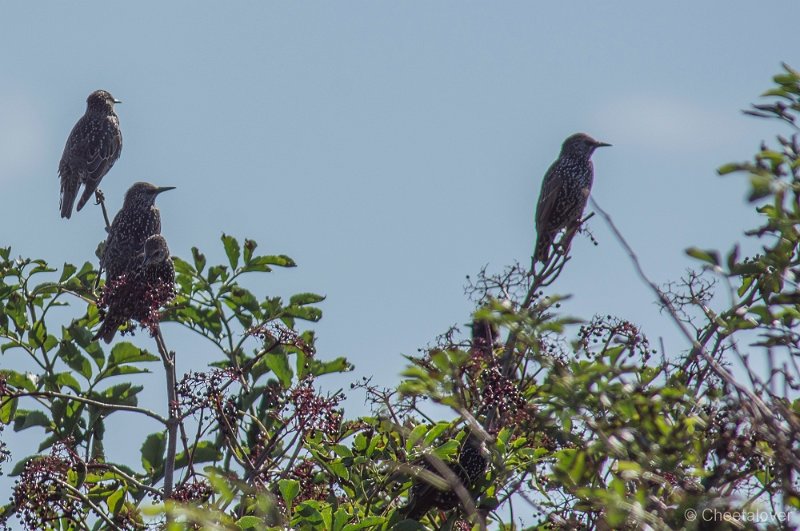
[247,323,313,356]
[479,367,532,427]
[578,315,655,362]
[287,459,330,503]
[287,378,344,437]
[96,274,175,338]
[176,369,240,419]
[170,479,214,503]
[11,440,82,530]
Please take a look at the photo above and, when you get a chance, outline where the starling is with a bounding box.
[470,319,498,359]
[533,133,610,264]
[100,182,175,281]
[59,90,123,219]
[402,433,488,521]
[93,234,176,343]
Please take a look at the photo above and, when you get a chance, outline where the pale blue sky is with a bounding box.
[1,1,799,515]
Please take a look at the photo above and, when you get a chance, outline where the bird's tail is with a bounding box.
[76,181,99,212]
[91,317,121,344]
[400,498,429,521]
[533,232,552,265]
[60,173,79,219]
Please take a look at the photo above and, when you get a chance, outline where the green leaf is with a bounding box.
[243,239,257,264]
[266,352,293,388]
[406,424,428,452]
[332,508,349,531]
[342,517,386,531]
[9,455,37,476]
[191,247,206,274]
[58,341,93,380]
[109,343,159,366]
[59,263,77,283]
[391,520,428,531]
[289,293,326,306]
[278,478,300,505]
[55,372,82,393]
[222,233,241,270]
[306,357,352,377]
[0,397,18,424]
[107,487,125,514]
[236,516,263,530]
[13,410,50,431]
[261,255,296,267]
[716,162,741,175]
[172,256,195,276]
[175,441,222,469]
[140,432,166,475]
[685,247,720,266]
[433,439,459,459]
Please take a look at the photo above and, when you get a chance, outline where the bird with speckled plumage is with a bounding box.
[100,182,175,282]
[402,433,489,520]
[59,90,123,219]
[93,234,176,343]
[533,133,610,265]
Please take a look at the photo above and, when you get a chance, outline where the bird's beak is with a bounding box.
[155,186,176,194]
[113,99,122,104]
[595,141,612,148]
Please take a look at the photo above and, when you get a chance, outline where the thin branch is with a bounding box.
[155,328,178,498]
[5,391,167,424]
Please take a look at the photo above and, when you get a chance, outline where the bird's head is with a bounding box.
[142,235,171,267]
[87,90,121,112]
[123,182,176,207]
[562,133,611,158]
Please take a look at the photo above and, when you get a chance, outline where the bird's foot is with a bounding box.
[95,189,112,232]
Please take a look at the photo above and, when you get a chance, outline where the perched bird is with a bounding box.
[93,234,176,343]
[59,90,123,219]
[533,133,610,264]
[402,433,489,521]
[100,182,175,281]
[470,319,498,360]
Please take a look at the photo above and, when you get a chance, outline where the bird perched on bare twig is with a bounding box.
[402,433,489,521]
[59,90,123,219]
[93,234,176,343]
[533,133,610,265]
[99,182,175,281]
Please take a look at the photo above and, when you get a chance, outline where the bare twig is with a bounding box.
[155,328,178,497]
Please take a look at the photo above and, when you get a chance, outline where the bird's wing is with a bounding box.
[77,120,122,211]
[58,117,92,217]
[85,118,122,177]
[534,161,561,234]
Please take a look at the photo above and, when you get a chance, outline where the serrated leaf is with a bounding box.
[141,432,166,475]
[13,410,50,431]
[175,441,222,470]
[685,247,720,266]
[58,341,93,380]
[266,352,293,388]
[278,478,300,505]
[107,487,125,514]
[237,516,263,529]
[109,343,159,366]
[0,397,17,424]
[406,424,428,452]
[243,239,257,264]
[55,372,82,393]
[289,293,326,306]
[9,455,37,477]
[222,234,241,270]
[59,263,77,283]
